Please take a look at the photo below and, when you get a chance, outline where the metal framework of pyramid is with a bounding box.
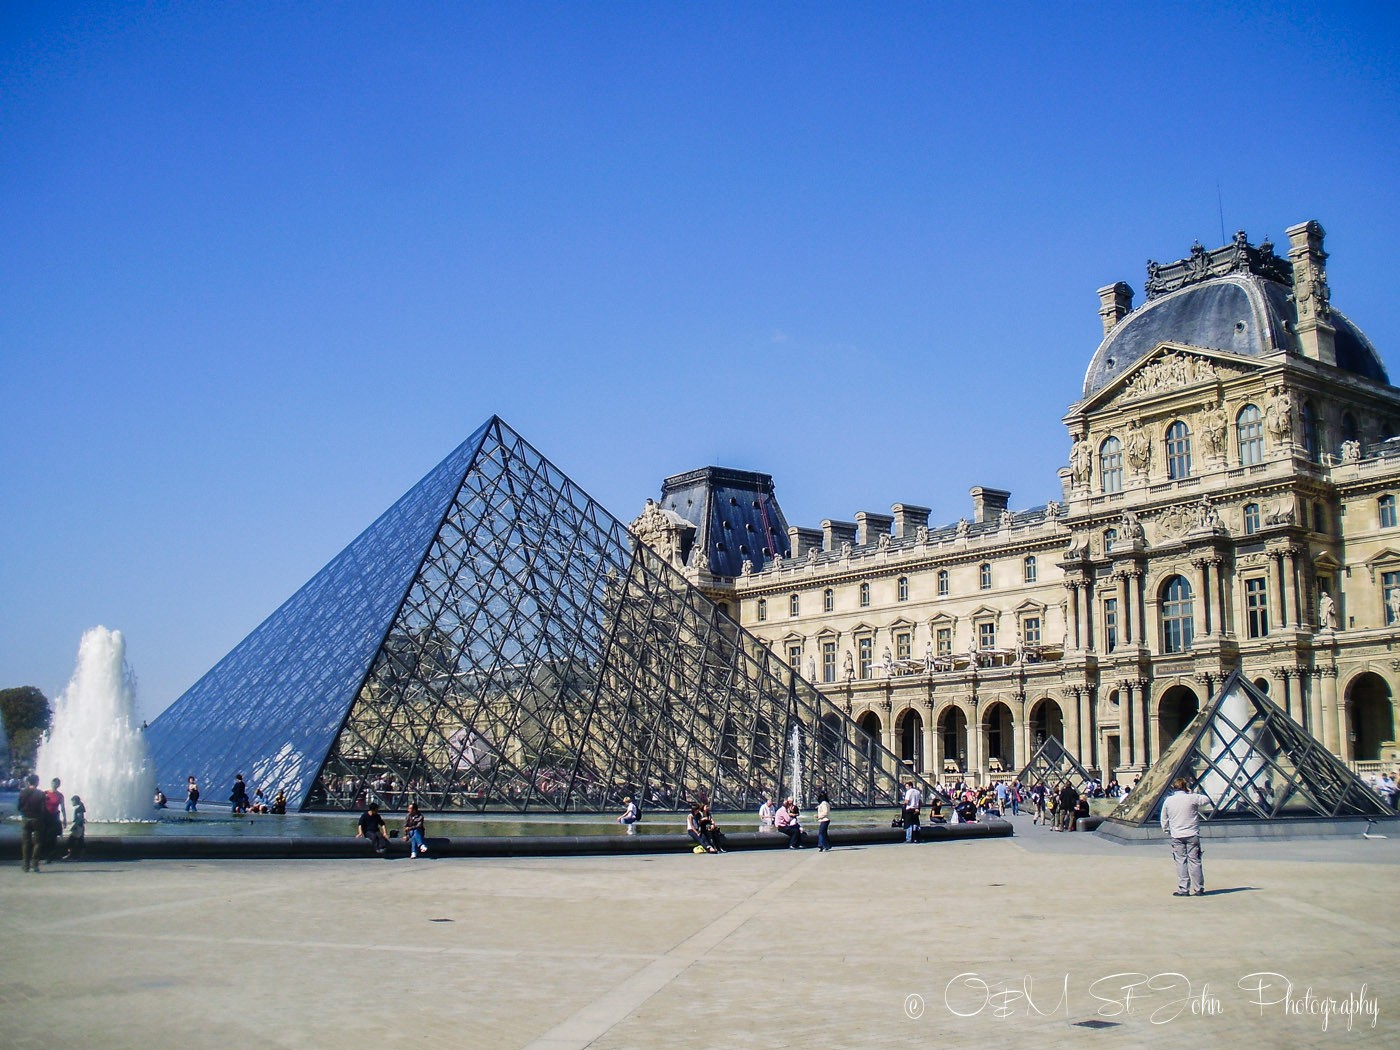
[1015,734,1094,789]
[147,416,932,813]
[1103,670,1394,832]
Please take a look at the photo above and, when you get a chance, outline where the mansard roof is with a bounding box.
[1083,236,1387,400]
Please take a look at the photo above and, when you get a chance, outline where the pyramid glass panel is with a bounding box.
[1109,670,1394,828]
[149,417,930,813]
[1015,735,1094,789]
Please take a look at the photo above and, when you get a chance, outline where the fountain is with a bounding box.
[36,626,152,821]
[789,724,803,809]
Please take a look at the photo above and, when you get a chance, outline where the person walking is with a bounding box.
[17,774,46,872]
[185,776,200,812]
[63,795,87,860]
[1161,777,1212,896]
[229,774,250,814]
[815,790,832,851]
[1057,781,1080,832]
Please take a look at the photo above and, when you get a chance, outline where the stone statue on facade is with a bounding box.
[1070,434,1092,488]
[689,542,707,571]
[915,524,929,545]
[842,649,855,682]
[881,646,894,678]
[1266,387,1293,444]
[1125,418,1152,474]
[1121,509,1146,542]
[1199,400,1228,460]
[1044,500,1061,523]
[840,541,853,560]
[740,558,753,576]
[770,552,784,570]
[1195,495,1223,532]
[924,642,935,672]
[1319,592,1337,631]
[807,546,819,566]
[956,518,971,539]
[1388,590,1400,628]
[1341,439,1361,463]
[999,508,1014,530]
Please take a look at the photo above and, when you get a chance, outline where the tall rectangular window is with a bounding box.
[1166,421,1193,480]
[1022,616,1041,645]
[978,621,997,650]
[1381,495,1397,529]
[1246,577,1269,638]
[895,631,911,661]
[1103,597,1118,652]
[1244,503,1261,535]
[822,640,837,683]
[937,570,949,596]
[858,636,873,679]
[789,593,800,617]
[1100,437,1123,493]
[936,627,952,656]
[788,643,803,669]
[1237,404,1264,465]
[1385,571,1400,626]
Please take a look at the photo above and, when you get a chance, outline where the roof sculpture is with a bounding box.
[146,416,931,812]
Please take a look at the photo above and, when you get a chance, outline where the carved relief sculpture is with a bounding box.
[1122,351,1220,402]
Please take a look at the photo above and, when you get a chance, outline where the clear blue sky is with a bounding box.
[3,2,1398,721]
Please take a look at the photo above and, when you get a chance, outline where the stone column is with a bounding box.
[1120,572,1134,645]
[1122,681,1138,768]
[1320,668,1341,756]
[1195,558,1213,637]
[966,699,982,783]
[1289,548,1304,628]
[1272,553,1289,631]
[1215,557,1231,637]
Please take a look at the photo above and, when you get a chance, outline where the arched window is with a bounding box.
[789,593,800,617]
[1161,575,1195,654]
[1023,555,1037,583]
[1104,527,1118,553]
[1243,502,1261,534]
[757,598,767,622]
[1301,400,1320,462]
[1100,436,1123,493]
[980,563,992,590]
[1166,420,1192,479]
[936,569,949,596]
[1236,404,1263,466]
[823,587,834,612]
[859,582,871,608]
[897,576,909,602]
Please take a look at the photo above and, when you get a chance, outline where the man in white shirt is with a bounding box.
[1160,777,1212,896]
[903,782,923,843]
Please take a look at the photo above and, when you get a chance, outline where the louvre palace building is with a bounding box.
[635,220,1400,786]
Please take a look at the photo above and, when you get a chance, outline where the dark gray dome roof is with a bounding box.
[1082,274,1387,398]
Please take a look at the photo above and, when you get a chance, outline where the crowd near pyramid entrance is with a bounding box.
[146,417,932,813]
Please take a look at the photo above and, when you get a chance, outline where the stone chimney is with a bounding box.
[892,503,931,539]
[855,511,894,547]
[969,486,1010,524]
[822,519,857,551]
[1285,220,1336,366]
[1097,282,1134,337]
[788,526,823,558]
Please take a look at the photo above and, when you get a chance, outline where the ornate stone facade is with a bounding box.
[646,223,1400,785]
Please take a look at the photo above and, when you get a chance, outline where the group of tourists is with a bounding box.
[15,774,84,871]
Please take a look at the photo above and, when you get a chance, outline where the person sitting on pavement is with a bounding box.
[686,804,717,852]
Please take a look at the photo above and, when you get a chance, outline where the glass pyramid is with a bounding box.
[1108,670,1394,828]
[1015,734,1094,789]
[148,416,926,813]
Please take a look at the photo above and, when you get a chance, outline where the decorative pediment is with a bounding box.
[1363,548,1400,583]
[968,604,1001,623]
[927,612,958,630]
[887,616,917,632]
[1080,343,1261,415]
[1015,597,1048,616]
[1313,550,1340,572]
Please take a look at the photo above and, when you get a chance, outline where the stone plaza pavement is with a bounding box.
[2,814,1396,1050]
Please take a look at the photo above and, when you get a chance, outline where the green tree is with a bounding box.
[0,685,51,774]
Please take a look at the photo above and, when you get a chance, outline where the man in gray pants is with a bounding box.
[1161,777,1211,896]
